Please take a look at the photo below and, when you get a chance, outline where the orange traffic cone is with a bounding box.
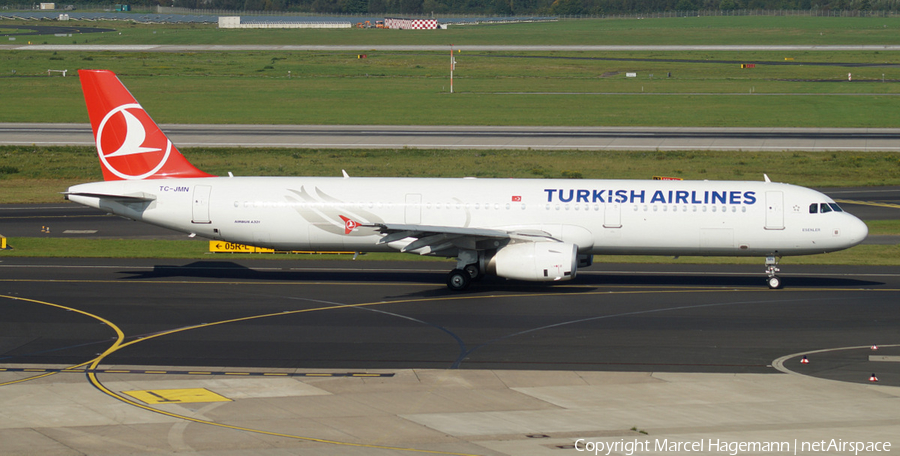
[869,374,879,383]
[800,356,809,364]
[871,345,879,351]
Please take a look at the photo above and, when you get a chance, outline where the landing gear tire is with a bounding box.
[447,269,471,291]
[463,264,482,281]
[767,276,782,289]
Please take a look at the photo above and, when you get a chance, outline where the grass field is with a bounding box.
[4,17,900,127]
[4,51,900,127]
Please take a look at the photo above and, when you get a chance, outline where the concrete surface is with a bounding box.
[2,366,897,455]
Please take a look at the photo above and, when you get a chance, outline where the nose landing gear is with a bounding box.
[766,256,782,289]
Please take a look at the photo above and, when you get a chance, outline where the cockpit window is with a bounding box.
[811,202,844,214]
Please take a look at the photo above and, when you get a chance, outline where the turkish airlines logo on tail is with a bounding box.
[96,103,172,180]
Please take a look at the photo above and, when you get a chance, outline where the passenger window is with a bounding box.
[820,203,832,213]
[809,204,818,214]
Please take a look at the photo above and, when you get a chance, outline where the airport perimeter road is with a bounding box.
[2,258,899,456]
[6,123,900,151]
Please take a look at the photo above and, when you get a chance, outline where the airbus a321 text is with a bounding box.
[66,70,869,290]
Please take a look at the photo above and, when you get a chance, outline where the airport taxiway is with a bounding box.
[2,257,899,377]
[1,257,899,455]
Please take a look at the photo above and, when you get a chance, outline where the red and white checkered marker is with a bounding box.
[800,356,809,364]
[869,374,879,383]
[384,18,438,29]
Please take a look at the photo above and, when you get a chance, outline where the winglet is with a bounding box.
[79,69,214,181]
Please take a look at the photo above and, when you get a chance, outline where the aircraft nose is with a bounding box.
[844,214,869,247]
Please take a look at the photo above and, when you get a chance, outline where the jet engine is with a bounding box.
[486,242,578,282]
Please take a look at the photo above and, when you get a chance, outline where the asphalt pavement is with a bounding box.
[8,123,900,151]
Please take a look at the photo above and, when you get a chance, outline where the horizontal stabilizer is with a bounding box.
[63,191,157,202]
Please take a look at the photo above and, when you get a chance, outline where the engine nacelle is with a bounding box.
[487,242,578,282]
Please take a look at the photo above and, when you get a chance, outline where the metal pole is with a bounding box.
[450,44,454,94]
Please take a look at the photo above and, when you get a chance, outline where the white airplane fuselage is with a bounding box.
[68,176,868,258]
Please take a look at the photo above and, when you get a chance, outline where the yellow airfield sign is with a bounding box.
[208,241,352,255]
[209,241,274,253]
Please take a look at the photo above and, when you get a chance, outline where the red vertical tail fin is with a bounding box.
[79,69,213,181]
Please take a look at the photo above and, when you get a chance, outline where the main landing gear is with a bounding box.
[447,263,483,291]
[447,250,484,291]
[447,269,470,291]
[765,256,782,289]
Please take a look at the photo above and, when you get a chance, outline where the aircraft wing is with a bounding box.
[366,223,559,255]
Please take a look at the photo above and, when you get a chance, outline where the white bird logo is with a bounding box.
[103,109,161,158]
[96,103,172,180]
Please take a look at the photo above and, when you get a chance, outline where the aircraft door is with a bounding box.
[603,201,622,228]
[192,185,212,224]
[765,191,784,230]
[405,194,422,224]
